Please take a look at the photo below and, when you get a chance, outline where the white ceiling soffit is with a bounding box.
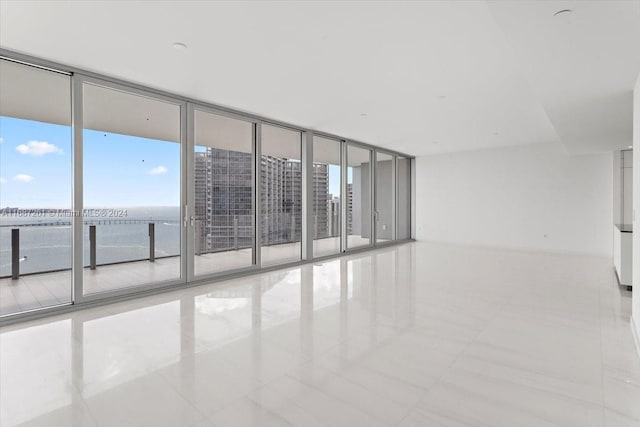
[346,146,371,167]
[313,136,341,165]
[261,123,302,160]
[195,109,253,153]
[84,83,181,143]
[487,1,640,155]
[0,1,637,156]
[0,59,70,126]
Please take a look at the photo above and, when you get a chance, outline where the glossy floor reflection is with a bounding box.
[1,242,638,427]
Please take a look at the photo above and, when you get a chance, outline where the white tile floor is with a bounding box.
[0,241,638,427]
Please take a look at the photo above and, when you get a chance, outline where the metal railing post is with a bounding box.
[290,213,295,241]
[89,225,96,270]
[233,216,239,250]
[314,214,318,239]
[264,214,269,246]
[11,228,19,280]
[149,223,155,262]
[195,219,202,256]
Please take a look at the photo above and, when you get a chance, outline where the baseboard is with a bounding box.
[632,316,640,362]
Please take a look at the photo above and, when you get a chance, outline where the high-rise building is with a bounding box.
[260,155,302,246]
[195,147,336,254]
[312,163,330,239]
[195,148,253,254]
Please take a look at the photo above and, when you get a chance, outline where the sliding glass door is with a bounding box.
[346,144,372,249]
[0,53,414,319]
[397,156,411,240]
[260,124,303,266]
[375,151,394,244]
[190,107,256,278]
[312,136,341,257]
[0,59,73,316]
[82,80,183,296]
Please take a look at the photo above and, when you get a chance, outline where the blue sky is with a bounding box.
[1,116,342,208]
[328,165,340,196]
[1,117,73,208]
[1,116,180,208]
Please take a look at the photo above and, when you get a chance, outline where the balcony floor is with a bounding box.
[1,236,372,316]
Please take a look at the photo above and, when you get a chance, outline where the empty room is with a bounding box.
[0,1,639,426]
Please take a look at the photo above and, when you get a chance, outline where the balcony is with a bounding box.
[0,221,363,316]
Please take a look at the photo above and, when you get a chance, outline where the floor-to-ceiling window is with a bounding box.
[375,152,394,244]
[346,144,372,249]
[397,156,411,240]
[312,136,341,257]
[82,82,182,295]
[192,108,255,276]
[0,59,73,316]
[260,124,302,266]
[0,53,413,319]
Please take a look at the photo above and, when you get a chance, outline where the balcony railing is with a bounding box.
[0,220,180,279]
[2,216,342,279]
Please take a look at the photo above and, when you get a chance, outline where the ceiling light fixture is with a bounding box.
[553,9,572,16]
[173,42,188,50]
[628,145,633,149]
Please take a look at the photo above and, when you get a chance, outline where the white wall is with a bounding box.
[415,143,613,256]
[623,150,634,224]
[632,74,640,357]
[613,151,622,224]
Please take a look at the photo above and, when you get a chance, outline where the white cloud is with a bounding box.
[16,140,62,156]
[13,174,34,183]
[0,137,4,144]
[0,177,6,184]
[148,166,168,175]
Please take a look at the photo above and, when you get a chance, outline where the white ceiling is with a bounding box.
[0,0,638,157]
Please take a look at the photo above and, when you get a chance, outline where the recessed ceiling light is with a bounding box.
[553,9,572,16]
[628,145,633,149]
[173,42,188,50]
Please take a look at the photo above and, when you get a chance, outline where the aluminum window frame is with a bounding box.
[258,121,304,267]
[344,141,375,251]
[74,74,188,305]
[310,133,344,258]
[186,102,261,283]
[0,48,415,324]
[373,149,398,247]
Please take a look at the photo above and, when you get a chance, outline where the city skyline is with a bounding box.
[194,146,343,253]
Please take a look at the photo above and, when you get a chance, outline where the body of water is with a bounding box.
[0,207,180,277]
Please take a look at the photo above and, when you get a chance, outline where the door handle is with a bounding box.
[183,205,188,228]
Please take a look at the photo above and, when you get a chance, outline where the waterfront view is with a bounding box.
[0,58,412,318]
[0,207,181,277]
